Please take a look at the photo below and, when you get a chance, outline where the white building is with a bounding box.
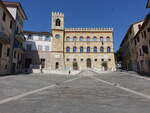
[23,31,52,72]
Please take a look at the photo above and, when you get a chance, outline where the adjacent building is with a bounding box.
[23,31,51,71]
[133,13,150,73]
[2,1,27,73]
[119,21,143,71]
[119,0,150,74]
[0,1,27,75]
[0,1,15,74]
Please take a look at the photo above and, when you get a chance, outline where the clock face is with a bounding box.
[55,34,61,39]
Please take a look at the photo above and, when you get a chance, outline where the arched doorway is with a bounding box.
[87,58,92,68]
[73,62,78,70]
[55,62,59,70]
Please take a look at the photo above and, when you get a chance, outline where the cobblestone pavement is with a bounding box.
[0,71,150,113]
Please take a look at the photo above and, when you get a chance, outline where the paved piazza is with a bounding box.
[0,71,150,113]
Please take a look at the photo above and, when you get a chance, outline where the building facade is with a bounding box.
[3,1,27,73]
[133,13,150,74]
[119,21,143,71]
[23,31,51,72]
[23,12,116,72]
[0,1,16,75]
[119,0,150,74]
[0,1,27,75]
[50,12,116,71]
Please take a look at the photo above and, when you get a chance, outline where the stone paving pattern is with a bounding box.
[0,71,150,113]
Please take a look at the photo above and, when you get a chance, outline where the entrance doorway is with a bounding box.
[55,62,59,70]
[25,58,32,68]
[86,58,91,68]
[40,59,45,69]
[73,62,78,70]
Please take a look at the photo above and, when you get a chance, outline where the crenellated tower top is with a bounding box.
[51,12,64,30]
[52,12,64,17]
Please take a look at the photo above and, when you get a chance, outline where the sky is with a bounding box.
[4,0,150,51]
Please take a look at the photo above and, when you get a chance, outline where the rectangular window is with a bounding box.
[16,27,19,34]
[38,45,43,51]
[45,36,50,41]
[141,32,144,38]
[137,36,140,42]
[45,46,49,51]
[0,43,3,58]
[17,53,20,60]
[134,40,137,46]
[147,28,150,32]
[14,51,16,58]
[144,31,147,39]
[139,49,142,56]
[39,37,43,40]
[10,20,13,29]
[26,44,32,51]
[3,12,6,22]
[7,48,10,57]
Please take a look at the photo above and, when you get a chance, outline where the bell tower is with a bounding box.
[51,12,64,30]
[51,12,64,52]
[51,12,65,70]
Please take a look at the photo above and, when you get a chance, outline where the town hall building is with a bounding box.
[24,12,116,71]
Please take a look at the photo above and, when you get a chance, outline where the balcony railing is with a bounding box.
[15,32,25,42]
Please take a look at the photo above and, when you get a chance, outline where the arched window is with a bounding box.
[100,47,104,52]
[73,36,77,41]
[56,19,61,26]
[94,47,97,53]
[100,37,103,41]
[107,36,111,42]
[66,36,70,41]
[87,36,90,41]
[66,47,70,53]
[73,47,77,52]
[80,47,84,53]
[87,47,90,53]
[93,36,97,41]
[107,47,111,53]
[80,36,84,41]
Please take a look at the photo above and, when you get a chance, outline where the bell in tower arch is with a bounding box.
[56,19,61,26]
